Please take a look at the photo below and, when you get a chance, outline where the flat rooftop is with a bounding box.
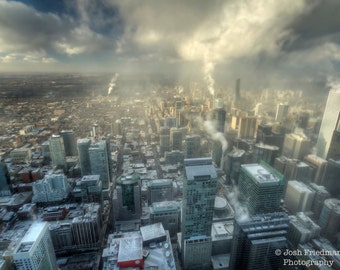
[185,158,217,180]
[242,164,280,184]
[21,222,47,243]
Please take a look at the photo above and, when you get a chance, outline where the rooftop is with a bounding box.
[242,163,280,184]
[184,158,217,180]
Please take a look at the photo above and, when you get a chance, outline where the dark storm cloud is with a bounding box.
[1,0,340,92]
[283,0,340,52]
[0,0,122,66]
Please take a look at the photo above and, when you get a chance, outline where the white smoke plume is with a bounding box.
[227,182,249,222]
[203,117,228,153]
[108,73,119,95]
[203,56,215,96]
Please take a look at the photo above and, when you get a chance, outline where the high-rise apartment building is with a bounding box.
[77,138,91,176]
[316,88,340,159]
[89,140,110,189]
[238,161,285,215]
[49,134,66,169]
[230,212,289,270]
[13,222,57,270]
[180,158,217,269]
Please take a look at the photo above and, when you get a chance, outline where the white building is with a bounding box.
[13,222,57,270]
[284,180,315,214]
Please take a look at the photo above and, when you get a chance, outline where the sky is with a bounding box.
[1,0,340,92]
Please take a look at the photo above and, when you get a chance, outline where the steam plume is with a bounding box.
[203,58,215,96]
[227,182,249,222]
[203,117,228,153]
[108,73,119,95]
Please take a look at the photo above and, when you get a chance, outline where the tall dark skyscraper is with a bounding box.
[212,108,226,133]
[181,158,217,269]
[60,130,77,156]
[77,138,91,176]
[230,212,289,270]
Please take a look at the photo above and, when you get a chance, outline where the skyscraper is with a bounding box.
[184,135,201,158]
[113,173,142,221]
[275,103,289,122]
[212,108,226,133]
[230,212,289,270]
[237,116,257,139]
[238,161,285,215]
[89,140,110,190]
[316,88,340,159]
[0,162,11,196]
[326,115,340,159]
[318,198,340,244]
[49,134,66,169]
[181,158,217,269]
[170,128,183,151]
[77,138,91,176]
[60,130,77,156]
[13,222,58,270]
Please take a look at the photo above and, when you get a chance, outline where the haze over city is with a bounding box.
[0,1,340,270]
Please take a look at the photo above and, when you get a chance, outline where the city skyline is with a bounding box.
[1,0,340,93]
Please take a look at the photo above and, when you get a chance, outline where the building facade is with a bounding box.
[230,212,289,270]
[13,222,57,270]
[316,88,340,159]
[181,158,217,269]
[238,161,285,215]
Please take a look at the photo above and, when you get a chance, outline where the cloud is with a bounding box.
[0,51,57,64]
[1,0,340,90]
[0,1,120,61]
